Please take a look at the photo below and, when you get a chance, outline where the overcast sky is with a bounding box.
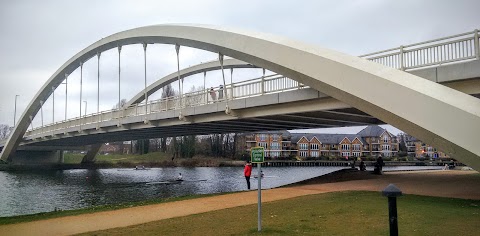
[0,0,479,135]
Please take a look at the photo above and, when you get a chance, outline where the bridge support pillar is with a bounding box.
[10,150,64,165]
[82,143,103,164]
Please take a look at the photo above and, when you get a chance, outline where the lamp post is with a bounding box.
[13,95,19,127]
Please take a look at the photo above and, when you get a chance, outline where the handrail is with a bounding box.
[359,29,479,71]
[25,74,300,136]
[359,30,477,57]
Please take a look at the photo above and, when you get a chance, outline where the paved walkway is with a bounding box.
[0,170,478,236]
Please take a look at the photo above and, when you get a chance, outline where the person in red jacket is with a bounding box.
[244,160,253,189]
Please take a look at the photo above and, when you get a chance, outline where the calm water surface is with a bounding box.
[0,166,440,217]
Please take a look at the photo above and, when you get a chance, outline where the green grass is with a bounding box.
[63,152,236,167]
[63,152,172,164]
[80,191,480,236]
[0,192,233,225]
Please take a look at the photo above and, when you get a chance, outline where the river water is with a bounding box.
[0,166,441,217]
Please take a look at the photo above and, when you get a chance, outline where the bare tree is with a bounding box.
[185,85,205,106]
[162,83,176,98]
[113,98,127,109]
[0,124,12,140]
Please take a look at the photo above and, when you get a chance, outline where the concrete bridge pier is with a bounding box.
[10,150,64,165]
[81,144,103,164]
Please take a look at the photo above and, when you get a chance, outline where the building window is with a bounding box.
[270,151,280,157]
[272,134,278,140]
[342,152,350,157]
[258,142,267,149]
[299,151,308,157]
[299,143,308,150]
[310,143,319,150]
[383,135,389,143]
[259,134,267,141]
[270,142,280,150]
[352,144,361,151]
[353,152,361,157]
[382,144,390,151]
[322,144,327,149]
[341,144,350,150]
[311,151,319,157]
[282,143,289,148]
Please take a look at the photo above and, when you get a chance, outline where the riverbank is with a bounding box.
[0,153,246,170]
[0,169,478,235]
[0,152,451,170]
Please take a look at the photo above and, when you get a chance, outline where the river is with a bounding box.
[0,166,441,217]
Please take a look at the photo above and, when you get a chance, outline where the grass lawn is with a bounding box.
[81,191,480,236]
[0,192,237,225]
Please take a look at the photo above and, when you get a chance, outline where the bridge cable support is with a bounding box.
[143,43,148,116]
[64,73,68,122]
[219,53,228,105]
[96,52,101,118]
[474,29,479,60]
[79,62,83,131]
[175,44,182,108]
[118,45,122,112]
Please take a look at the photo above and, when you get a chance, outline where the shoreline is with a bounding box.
[0,159,451,171]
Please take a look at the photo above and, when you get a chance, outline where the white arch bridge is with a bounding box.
[1,25,480,170]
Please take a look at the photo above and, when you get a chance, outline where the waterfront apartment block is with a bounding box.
[400,134,450,158]
[244,130,292,158]
[243,125,399,159]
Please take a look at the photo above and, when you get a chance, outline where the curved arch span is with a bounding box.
[1,24,480,171]
[125,58,256,107]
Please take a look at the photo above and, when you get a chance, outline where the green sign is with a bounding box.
[251,147,265,163]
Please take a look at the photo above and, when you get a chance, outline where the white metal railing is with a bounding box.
[359,29,479,70]
[25,74,307,137]
[23,29,480,138]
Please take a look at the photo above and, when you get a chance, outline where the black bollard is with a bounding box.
[382,184,402,236]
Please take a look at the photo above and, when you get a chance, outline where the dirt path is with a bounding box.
[1,170,478,236]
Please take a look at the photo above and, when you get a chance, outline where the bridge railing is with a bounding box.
[359,29,479,70]
[25,74,306,137]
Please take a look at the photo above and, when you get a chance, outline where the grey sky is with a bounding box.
[0,0,479,135]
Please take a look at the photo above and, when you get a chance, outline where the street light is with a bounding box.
[13,95,19,127]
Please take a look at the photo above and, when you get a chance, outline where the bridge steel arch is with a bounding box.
[125,58,256,107]
[1,24,480,170]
